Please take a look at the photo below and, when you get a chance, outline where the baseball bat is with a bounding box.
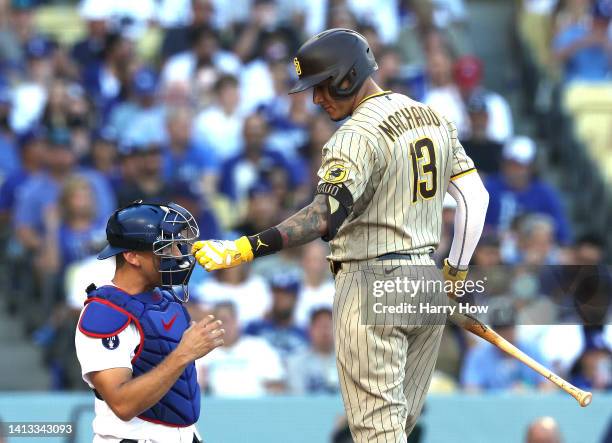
[446,305,593,407]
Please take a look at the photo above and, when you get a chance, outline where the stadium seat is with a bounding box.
[517,9,556,77]
[563,83,612,182]
[33,6,84,45]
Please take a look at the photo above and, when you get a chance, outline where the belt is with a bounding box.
[376,252,414,260]
[329,252,415,276]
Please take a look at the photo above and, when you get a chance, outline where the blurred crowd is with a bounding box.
[0,0,609,396]
[519,0,612,182]
[520,0,612,83]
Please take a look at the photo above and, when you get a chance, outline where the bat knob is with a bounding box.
[579,391,593,407]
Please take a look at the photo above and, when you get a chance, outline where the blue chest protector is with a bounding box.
[78,285,200,427]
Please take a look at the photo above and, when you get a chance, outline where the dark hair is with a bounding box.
[214,74,238,93]
[576,233,605,249]
[310,307,332,325]
[189,25,217,47]
[103,32,123,60]
[115,253,126,268]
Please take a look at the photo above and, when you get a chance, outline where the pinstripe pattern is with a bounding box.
[317,93,475,262]
[322,93,472,442]
[333,256,445,442]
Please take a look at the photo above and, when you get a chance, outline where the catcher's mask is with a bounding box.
[98,201,199,302]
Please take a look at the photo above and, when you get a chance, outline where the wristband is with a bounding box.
[247,227,283,258]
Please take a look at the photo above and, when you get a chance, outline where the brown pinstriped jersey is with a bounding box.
[317,91,475,262]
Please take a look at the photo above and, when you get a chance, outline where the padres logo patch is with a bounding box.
[323,164,348,183]
[293,57,302,76]
[102,335,120,350]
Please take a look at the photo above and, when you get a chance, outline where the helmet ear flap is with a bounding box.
[329,67,358,98]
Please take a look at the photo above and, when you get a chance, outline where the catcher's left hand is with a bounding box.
[191,237,254,271]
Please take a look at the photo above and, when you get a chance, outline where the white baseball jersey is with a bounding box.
[74,282,199,443]
[317,90,475,261]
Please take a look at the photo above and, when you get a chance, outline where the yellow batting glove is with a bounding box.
[191,237,254,271]
[442,258,468,300]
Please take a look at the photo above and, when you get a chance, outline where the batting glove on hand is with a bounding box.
[442,258,468,300]
[191,237,254,271]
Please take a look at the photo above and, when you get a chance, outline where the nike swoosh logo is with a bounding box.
[162,314,178,331]
[384,266,401,275]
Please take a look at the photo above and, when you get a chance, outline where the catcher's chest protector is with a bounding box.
[79,285,200,426]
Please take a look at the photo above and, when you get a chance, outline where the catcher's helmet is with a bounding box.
[289,28,377,98]
[97,201,199,302]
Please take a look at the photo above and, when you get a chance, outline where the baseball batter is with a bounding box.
[192,28,489,442]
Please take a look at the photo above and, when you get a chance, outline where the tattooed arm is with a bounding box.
[192,195,331,271]
[275,194,328,248]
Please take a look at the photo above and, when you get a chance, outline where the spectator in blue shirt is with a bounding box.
[0,129,46,218]
[43,176,106,272]
[108,66,166,145]
[87,126,122,192]
[0,0,39,71]
[0,85,20,185]
[461,304,549,391]
[245,272,308,361]
[10,35,57,134]
[0,127,44,319]
[70,1,109,68]
[484,136,571,245]
[553,0,612,82]
[570,343,612,391]
[14,127,115,252]
[162,106,218,195]
[82,32,133,118]
[219,113,297,202]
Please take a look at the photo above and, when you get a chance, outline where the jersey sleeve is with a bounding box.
[75,320,140,386]
[446,118,476,180]
[316,131,375,201]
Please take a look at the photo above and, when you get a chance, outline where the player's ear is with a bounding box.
[340,75,352,90]
[123,251,141,268]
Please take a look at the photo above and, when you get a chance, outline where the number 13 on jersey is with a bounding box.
[410,137,438,203]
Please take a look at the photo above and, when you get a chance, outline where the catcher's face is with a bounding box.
[137,243,183,288]
[313,79,353,121]
[136,251,165,288]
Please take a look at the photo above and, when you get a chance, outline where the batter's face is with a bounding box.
[312,80,354,121]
